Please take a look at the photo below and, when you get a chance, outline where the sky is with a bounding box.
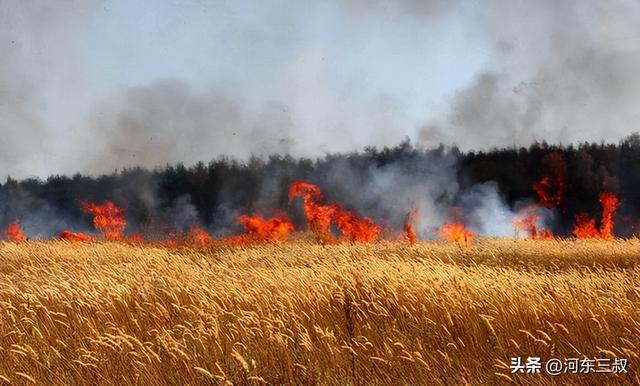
[2,0,640,178]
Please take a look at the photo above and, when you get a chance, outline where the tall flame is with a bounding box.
[333,210,380,243]
[534,152,566,209]
[598,192,620,239]
[573,213,598,238]
[573,192,620,239]
[5,220,26,242]
[288,181,334,234]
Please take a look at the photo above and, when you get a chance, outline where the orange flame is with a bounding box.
[573,213,598,238]
[60,230,94,243]
[158,225,213,248]
[289,181,334,234]
[512,208,552,239]
[573,192,620,239]
[127,232,144,245]
[237,214,295,242]
[289,180,381,243]
[81,201,126,241]
[5,220,26,242]
[598,192,620,239]
[288,181,324,203]
[334,210,381,242]
[534,152,566,209]
[403,208,419,244]
[533,176,564,209]
[438,222,473,248]
[184,224,213,248]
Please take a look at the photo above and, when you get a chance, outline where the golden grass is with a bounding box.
[0,237,639,385]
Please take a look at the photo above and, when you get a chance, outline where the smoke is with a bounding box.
[316,147,458,237]
[164,195,198,232]
[294,143,531,238]
[459,182,516,237]
[4,1,639,173]
[0,0,96,175]
[421,0,640,150]
[0,182,87,239]
[1,1,639,239]
[84,79,293,172]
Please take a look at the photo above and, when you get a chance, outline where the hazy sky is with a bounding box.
[2,0,640,177]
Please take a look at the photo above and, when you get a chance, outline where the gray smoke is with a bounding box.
[84,79,293,172]
[0,2,61,176]
[165,195,199,231]
[320,152,459,236]
[1,1,637,238]
[4,1,639,173]
[303,145,540,238]
[421,0,640,150]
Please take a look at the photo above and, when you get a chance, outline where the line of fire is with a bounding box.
[2,154,628,248]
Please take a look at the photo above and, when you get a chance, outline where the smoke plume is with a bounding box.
[421,0,640,150]
[1,2,640,240]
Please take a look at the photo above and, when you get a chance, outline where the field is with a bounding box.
[0,237,639,385]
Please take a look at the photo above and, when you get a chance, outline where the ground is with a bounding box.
[0,237,638,385]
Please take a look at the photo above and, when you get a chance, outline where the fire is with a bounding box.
[306,203,338,235]
[2,177,626,246]
[184,224,213,248]
[573,192,620,239]
[438,222,473,248]
[60,230,94,243]
[533,176,564,209]
[289,181,335,233]
[333,210,380,243]
[573,213,598,238]
[237,214,295,242]
[289,180,381,242]
[157,225,212,248]
[512,208,552,239]
[81,201,126,241]
[288,180,324,203]
[403,208,419,244]
[599,192,620,239]
[5,220,26,242]
[159,233,179,249]
[127,232,144,244]
[534,152,566,209]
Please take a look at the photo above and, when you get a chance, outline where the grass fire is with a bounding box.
[4,1,640,383]
[0,174,629,247]
[0,142,639,385]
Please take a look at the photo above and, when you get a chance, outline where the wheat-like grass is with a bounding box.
[0,237,638,385]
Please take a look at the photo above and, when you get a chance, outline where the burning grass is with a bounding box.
[5,179,630,249]
[0,237,638,385]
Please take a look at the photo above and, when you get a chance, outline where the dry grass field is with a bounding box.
[0,237,639,385]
